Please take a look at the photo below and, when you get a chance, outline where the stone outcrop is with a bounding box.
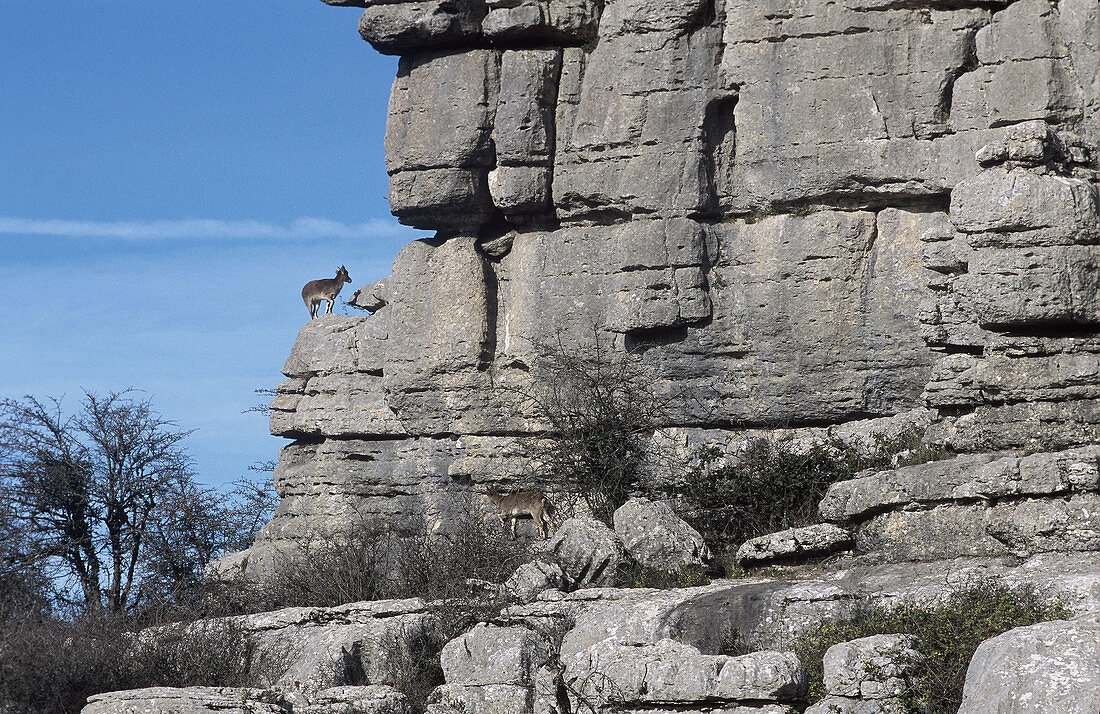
[82,686,412,714]
[82,688,290,714]
[225,599,435,694]
[563,640,805,710]
[213,0,1100,578]
[812,445,1100,563]
[72,0,1100,712]
[91,548,1100,714]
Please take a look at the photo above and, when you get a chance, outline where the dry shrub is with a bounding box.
[510,329,670,525]
[256,499,533,713]
[260,498,532,609]
[0,614,254,714]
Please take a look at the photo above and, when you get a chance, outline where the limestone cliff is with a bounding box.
[227,0,1099,577]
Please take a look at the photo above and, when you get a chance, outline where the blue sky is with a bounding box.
[0,2,427,487]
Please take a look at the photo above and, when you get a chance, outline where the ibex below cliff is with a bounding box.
[487,486,553,539]
[302,265,351,319]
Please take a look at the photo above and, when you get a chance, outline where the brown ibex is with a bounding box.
[487,486,553,539]
[302,265,351,319]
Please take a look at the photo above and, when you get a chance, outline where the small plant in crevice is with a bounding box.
[792,580,1073,713]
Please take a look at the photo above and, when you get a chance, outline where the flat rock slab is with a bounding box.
[737,523,853,566]
[82,688,289,714]
[819,447,1100,523]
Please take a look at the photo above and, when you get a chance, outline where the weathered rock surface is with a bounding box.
[819,447,1099,523]
[822,635,922,700]
[548,517,629,589]
[82,686,413,714]
[298,686,413,714]
[231,599,436,693]
[804,634,923,713]
[809,446,1100,563]
[504,559,567,602]
[82,688,289,714]
[958,612,1100,714]
[737,524,854,567]
[563,639,805,709]
[613,498,710,573]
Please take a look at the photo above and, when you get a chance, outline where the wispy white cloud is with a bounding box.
[0,216,411,241]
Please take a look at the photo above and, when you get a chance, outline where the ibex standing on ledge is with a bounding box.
[487,486,553,539]
[302,265,351,319]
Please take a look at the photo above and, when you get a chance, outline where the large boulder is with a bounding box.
[548,517,630,588]
[612,497,710,573]
[958,612,1100,713]
[434,624,550,714]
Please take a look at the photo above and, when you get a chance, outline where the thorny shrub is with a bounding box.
[793,579,1073,713]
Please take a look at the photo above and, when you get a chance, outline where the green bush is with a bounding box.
[793,580,1073,713]
[675,425,951,558]
[620,564,710,589]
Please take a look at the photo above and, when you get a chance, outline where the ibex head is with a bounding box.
[337,265,351,283]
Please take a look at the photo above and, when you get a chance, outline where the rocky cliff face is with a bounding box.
[222,0,1100,577]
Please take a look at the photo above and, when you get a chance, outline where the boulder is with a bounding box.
[504,559,568,602]
[356,0,487,55]
[548,517,630,588]
[440,623,549,687]
[436,624,550,714]
[821,635,922,700]
[959,612,1100,713]
[612,498,710,573]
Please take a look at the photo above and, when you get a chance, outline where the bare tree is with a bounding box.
[0,390,193,614]
[511,328,670,523]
